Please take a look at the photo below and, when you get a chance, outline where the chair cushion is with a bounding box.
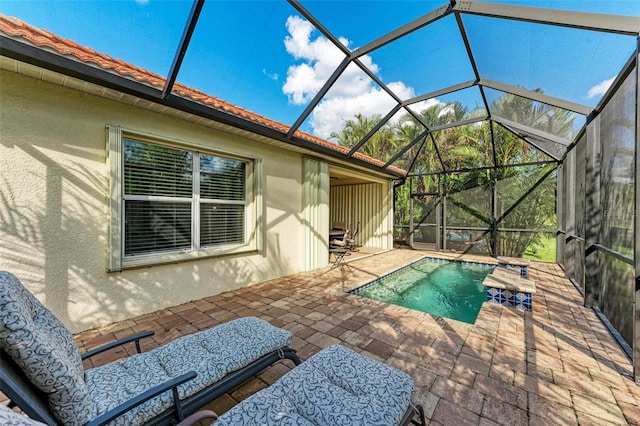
[0,271,93,425]
[215,345,414,426]
[0,403,47,426]
[85,317,292,426]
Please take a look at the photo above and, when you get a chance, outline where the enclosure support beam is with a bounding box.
[584,115,601,308]
[429,116,487,133]
[479,79,592,116]
[520,136,562,161]
[564,147,577,279]
[494,121,561,161]
[556,164,565,266]
[352,58,440,151]
[407,159,556,177]
[442,176,447,251]
[491,178,498,256]
[287,0,351,57]
[287,56,350,139]
[405,80,476,106]
[409,187,415,249]
[492,116,572,146]
[633,46,640,385]
[490,120,499,167]
[430,133,447,173]
[348,105,402,156]
[162,0,205,99]
[453,12,492,117]
[384,131,428,169]
[436,181,442,251]
[352,3,453,58]
[453,0,640,36]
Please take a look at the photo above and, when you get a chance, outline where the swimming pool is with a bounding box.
[351,258,494,324]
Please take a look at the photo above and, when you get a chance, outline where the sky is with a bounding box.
[1,0,638,140]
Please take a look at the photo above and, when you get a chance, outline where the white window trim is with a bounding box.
[107,125,262,271]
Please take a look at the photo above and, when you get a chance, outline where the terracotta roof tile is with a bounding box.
[0,15,405,176]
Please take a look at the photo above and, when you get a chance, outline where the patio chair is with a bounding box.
[177,345,426,426]
[0,271,301,426]
[331,220,347,232]
[346,221,360,251]
[329,230,350,267]
[329,229,349,249]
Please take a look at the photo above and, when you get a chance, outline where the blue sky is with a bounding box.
[1,0,638,139]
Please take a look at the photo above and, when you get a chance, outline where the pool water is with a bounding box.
[355,259,493,324]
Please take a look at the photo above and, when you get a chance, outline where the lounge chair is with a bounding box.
[0,271,301,426]
[1,403,46,425]
[178,345,426,426]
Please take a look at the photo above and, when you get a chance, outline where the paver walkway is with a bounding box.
[75,249,640,425]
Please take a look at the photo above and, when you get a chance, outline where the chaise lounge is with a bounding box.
[0,271,301,425]
[179,344,426,426]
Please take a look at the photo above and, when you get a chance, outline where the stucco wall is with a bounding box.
[0,70,307,333]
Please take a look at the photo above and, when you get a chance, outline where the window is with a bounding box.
[108,126,261,270]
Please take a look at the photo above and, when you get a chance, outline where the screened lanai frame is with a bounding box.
[1,0,639,382]
[2,0,635,176]
[160,0,640,385]
[150,0,640,180]
[556,53,640,385]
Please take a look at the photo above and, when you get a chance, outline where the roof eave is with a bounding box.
[0,33,405,179]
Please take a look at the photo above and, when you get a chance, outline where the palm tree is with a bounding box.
[436,93,567,256]
[330,94,569,257]
[329,113,379,147]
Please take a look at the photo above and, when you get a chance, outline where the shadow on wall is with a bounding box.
[0,141,295,333]
[0,141,106,328]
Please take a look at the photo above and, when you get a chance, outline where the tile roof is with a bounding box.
[0,15,405,176]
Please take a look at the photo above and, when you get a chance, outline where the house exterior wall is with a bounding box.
[0,70,309,333]
[302,158,330,271]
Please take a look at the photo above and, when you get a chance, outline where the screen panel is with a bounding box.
[597,66,636,346]
[445,172,492,228]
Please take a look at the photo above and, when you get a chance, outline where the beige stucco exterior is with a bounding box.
[0,66,394,333]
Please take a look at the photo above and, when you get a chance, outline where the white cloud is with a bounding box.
[587,77,615,99]
[282,15,438,139]
[282,16,348,106]
[262,69,279,81]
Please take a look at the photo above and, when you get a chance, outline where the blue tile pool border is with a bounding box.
[486,287,533,311]
[348,256,496,295]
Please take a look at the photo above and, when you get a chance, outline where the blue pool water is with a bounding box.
[354,259,493,324]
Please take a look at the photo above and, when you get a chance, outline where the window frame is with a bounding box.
[108,125,262,271]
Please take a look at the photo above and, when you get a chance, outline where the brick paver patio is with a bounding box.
[75,249,640,425]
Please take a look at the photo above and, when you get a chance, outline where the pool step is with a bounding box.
[496,256,530,278]
[484,267,536,311]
